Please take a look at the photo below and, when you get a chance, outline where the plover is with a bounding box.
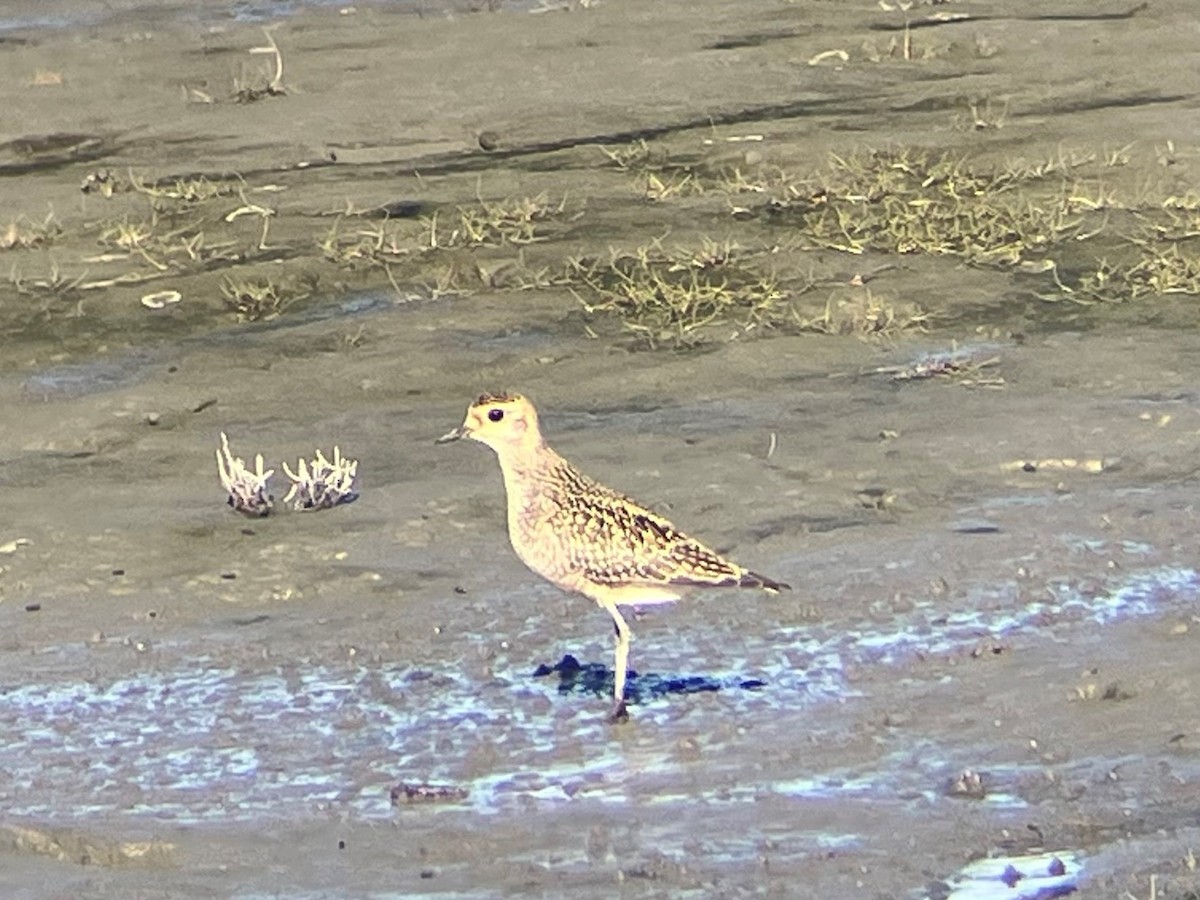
[437,391,789,722]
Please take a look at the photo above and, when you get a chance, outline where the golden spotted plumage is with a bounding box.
[511,453,784,593]
[437,392,789,722]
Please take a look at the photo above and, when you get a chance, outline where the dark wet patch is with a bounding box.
[158,92,879,188]
[20,354,156,399]
[744,511,879,540]
[460,326,563,354]
[704,30,804,51]
[355,199,432,220]
[1026,91,1193,116]
[5,287,402,402]
[5,132,102,155]
[230,614,271,627]
[0,132,119,175]
[869,2,1148,32]
[952,521,1003,534]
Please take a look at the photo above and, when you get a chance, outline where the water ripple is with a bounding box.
[0,566,1193,823]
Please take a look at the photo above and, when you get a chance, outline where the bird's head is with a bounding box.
[436,391,543,455]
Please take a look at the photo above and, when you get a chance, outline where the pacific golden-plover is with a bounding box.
[437,391,789,722]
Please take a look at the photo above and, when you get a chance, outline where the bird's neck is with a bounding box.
[493,439,557,503]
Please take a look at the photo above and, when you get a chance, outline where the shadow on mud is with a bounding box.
[532,653,765,705]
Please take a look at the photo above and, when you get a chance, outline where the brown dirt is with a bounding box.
[2,0,1200,896]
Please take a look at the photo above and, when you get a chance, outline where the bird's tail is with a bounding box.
[740,570,790,593]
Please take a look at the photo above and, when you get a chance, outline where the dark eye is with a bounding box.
[488,408,504,422]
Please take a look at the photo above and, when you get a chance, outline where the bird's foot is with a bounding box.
[607,699,629,725]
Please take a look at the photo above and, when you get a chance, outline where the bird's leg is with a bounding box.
[605,603,632,724]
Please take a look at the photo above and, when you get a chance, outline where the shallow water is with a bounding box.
[3,0,1200,894]
[0,0,398,34]
[2,565,1192,827]
[942,851,1081,900]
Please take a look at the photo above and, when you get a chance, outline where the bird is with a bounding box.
[436,391,789,723]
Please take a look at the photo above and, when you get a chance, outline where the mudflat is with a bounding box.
[2,0,1200,896]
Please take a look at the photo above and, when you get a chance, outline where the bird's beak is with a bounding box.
[435,425,468,445]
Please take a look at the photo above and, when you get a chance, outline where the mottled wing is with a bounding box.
[551,467,754,589]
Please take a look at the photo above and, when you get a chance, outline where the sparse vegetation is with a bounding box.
[599,141,712,201]
[566,239,794,348]
[0,212,61,250]
[88,213,243,282]
[579,140,1200,334]
[220,273,316,322]
[598,140,660,171]
[131,174,242,205]
[8,261,86,301]
[759,148,1094,265]
[233,27,287,103]
[1055,240,1200,304]
[794,289,929,338]
[424,194,568,248]
[320,220,419,269]
[3,130,1198,344]
[1127,241,1200,297]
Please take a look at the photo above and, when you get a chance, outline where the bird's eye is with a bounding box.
[488,408,504,422]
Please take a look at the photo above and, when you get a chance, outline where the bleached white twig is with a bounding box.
[282,446,359,511]
[216,432,274,517]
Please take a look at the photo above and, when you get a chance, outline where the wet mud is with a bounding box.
[2,0,1200,897]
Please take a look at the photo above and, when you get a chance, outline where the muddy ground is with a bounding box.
[2,0,1200,896]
